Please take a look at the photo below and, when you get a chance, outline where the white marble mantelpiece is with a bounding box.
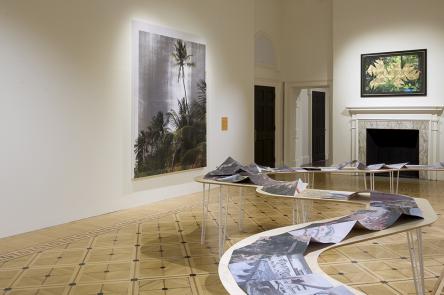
[346,105,444,179]
[346,106,444,115]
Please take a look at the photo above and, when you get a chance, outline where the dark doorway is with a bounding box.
[311,91,326,163]
[254,85,275,168]
[366,128,419,178]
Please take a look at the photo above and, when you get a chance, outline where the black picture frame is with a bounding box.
[361,49,427,97]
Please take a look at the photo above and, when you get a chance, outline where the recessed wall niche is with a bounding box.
[255,32,276,68]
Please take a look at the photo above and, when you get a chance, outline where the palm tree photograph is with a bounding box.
[133,23,206,178]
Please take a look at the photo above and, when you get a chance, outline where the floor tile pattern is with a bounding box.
[0,174,443,294]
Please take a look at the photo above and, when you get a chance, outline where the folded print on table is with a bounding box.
[204,157,444,196]
[227,191,423,295]
[204,157,425,294]
[204,157,312,195]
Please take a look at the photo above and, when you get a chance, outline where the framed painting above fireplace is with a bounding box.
[361,49,427,97]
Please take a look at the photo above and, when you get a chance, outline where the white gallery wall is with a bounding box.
[254,0,283,81]
[253,0,332,83]
[254,0,333,167]
[0,0,254,238]
[254,0,285,166]
[332,0,444,164]
[281,0,332,83]
[4,0,442,238]
[280,0,333,168]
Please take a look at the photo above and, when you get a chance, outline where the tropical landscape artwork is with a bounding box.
[361,49,426,97]
[132,21,206,178]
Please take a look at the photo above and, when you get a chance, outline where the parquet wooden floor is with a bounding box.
[0,174,443,294]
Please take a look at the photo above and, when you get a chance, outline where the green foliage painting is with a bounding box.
[361,49,426,97]
[133,23,206,178]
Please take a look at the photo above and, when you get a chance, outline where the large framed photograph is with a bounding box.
[361,49,426,97]
[132,21,206,178]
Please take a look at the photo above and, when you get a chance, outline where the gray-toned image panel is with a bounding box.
[134,26,206,178]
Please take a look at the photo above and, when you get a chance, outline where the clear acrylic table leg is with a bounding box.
[224,186,229,241]
[293,198,312,224]
[200,183,208,245]
[218,185,225,258]
[238,187,244,231]
[407,228,425,295]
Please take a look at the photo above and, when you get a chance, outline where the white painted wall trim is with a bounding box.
[283,81,332,166]
[285,80,333,88]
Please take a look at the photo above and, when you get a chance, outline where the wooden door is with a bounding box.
[254,86,275,167]
[311,91,325,163]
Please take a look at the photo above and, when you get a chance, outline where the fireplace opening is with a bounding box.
[366,128,419,178]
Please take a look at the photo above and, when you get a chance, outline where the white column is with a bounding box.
[350,115,358,161]
[431,114,440,180]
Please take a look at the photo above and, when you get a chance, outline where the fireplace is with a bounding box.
[366,128,419,178]
[346,106,443,180]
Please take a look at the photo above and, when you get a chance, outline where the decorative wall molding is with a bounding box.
[285,80,332,89]
[283,80,332,166]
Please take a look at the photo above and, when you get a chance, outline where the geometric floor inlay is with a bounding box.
[0,174,443,294]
